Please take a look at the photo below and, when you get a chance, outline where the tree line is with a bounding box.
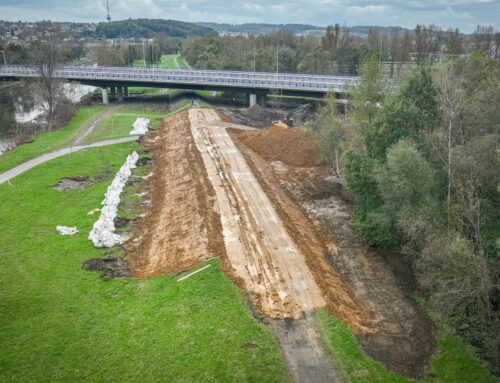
[181,24,499,75]
[308,50,500,374]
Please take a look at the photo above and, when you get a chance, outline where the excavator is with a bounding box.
[272,104,311,129]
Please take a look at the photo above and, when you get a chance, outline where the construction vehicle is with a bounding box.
[272,104,311,129]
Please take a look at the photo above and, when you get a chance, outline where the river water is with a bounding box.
[0,83,95,155]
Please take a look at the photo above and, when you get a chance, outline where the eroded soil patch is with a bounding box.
[52,176,93,190]
[83,257,131,278]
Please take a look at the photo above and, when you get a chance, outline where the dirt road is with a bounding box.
[189,108,326,319]
[72,106,117,146]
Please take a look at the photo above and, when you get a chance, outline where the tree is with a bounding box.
[375,139,438,244]
[472,25,496,56]
[30,32,66,130]
[68,39,86,62]
[95,41,123,66]
[367,66,440,158]
[414,24,441,64]
[307,92,344,176]
[351,49,384,135]
[445,28,463,57]
[436,61,465,218]
[417,232,496,319]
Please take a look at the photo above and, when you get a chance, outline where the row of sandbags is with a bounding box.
[88,151,139,247]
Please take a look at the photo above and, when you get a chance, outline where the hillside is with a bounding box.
[196,22,323,35]
[196,22,413,36]
[94,19,214,39]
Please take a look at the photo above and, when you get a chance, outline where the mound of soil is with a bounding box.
[233,126,320,167]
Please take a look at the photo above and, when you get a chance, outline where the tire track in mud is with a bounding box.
[189,108,326,319]
[188,108,339,382]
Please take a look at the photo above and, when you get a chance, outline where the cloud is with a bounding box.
[0,0,497,32]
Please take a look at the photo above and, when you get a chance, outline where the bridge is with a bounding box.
[0,65,359,106]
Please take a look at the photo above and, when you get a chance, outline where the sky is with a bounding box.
[0,0,498,33]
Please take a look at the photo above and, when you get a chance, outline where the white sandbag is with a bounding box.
[130,117,150,135]
[88,151,139,247]
[57,226,78,236]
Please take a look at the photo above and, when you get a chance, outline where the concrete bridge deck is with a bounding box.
[0,65,360,104]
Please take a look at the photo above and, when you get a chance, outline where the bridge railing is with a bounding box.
[0,65,364,93]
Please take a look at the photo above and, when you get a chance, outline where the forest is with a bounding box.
[182,24,500,75]
[307,49,500,373]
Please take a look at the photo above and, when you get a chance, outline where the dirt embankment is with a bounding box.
[234,126,320,167]
[228,125,436,378]
[127,111,226,277]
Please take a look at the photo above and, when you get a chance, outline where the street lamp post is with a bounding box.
[142,40,146,67]
[253,39,256,72]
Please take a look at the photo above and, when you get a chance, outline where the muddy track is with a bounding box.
[189,108,326,319]
[128,111,226,277]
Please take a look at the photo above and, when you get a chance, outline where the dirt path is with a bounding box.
[71,106,117,146]
[272,314,339,382]
[188,108,341,382]
[189,108,326,319]
[128,111,225,277]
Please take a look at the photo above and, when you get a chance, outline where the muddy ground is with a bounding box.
[126,107,436,379]
[229,126,436,377]
[126,111,226,278]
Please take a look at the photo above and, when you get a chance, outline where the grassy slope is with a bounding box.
[130,55,179,95]
[317,311,495,383]
[0,142,291,382]
[0,105,105,174]
[133,55,177,69]
[176,55,189,69]
[83,102,191,143]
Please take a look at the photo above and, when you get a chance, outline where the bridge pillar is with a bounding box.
[248,93,257,108]
[257,93,267,107]
[124,86,129,97]
[110,87,116,100]
[117,86,123,102]
[102,88,109,104]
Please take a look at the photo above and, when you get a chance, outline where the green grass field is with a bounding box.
[0,142,291,382]
[133,54,179,69]
[317,311,495,383]
[82,103,190,144]
[0,103,192,175]
[176,54,189,69]
[0,105,105,174]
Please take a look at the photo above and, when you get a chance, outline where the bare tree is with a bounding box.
[438,62,465,222]
[445,28,463,57]
[414,24,442,64]
[30,31,66,131]
[472,25,496,56]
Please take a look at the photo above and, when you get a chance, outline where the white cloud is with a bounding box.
[0,0,498,32]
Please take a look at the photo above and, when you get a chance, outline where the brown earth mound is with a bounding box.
[233,126,320,167]
[126,111,227,278]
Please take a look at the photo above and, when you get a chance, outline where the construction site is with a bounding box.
[121,104,436,381]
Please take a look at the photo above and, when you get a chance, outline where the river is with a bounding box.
[0,82,95,155]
